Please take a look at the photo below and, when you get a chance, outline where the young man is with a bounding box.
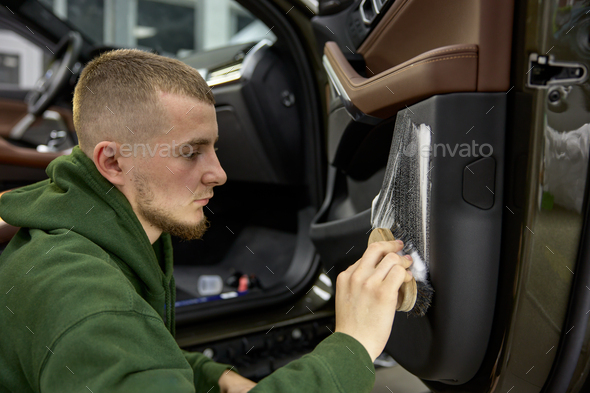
[0,49,413,393]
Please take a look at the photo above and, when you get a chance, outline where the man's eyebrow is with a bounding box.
[181,136,219,146]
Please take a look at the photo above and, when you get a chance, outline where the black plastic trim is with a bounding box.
[176,207,320,325]
[312,92,508,384]
[238,0,326,209]
[174,0,328,325]
[311,92,508,384]
[311,0,396,55]
[0,0,94,56]
[383,93,506,384]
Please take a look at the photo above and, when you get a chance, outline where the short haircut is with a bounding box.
[73,49,214,156]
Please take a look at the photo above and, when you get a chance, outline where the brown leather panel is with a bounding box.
[325,42,478,119]
[0,190,19,244]
[357,0,513,92]
[0,98,75,138]
[0,220,18,244]
[0,137,62,168]
[0,99,28,138]
[477,0,514,91]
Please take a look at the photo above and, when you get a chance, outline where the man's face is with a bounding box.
[126,93,226,240]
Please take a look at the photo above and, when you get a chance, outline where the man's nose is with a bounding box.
[203,151,227,187]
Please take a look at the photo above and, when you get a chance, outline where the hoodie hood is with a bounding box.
[0,146,176,334]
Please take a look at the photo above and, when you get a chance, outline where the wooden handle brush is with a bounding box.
[368,227,417,312]
[369,118,435,317]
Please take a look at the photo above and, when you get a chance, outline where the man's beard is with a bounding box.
[133,171,209,240]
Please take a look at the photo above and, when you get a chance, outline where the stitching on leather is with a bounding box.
[421,46,477,56]
[341,55,478,91]
[392,46,478,65]
[328,43,476,65]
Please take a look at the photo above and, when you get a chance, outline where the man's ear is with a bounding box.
[93,141,127,186]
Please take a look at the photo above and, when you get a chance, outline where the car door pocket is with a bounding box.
[309,164,386,281]
[327,107,395,179]
[309,206,372,282]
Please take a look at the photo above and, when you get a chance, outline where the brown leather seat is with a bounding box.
[0,220,18,245]
[0,114,67,245]
[0,190,19,245]
[0,136,62,168]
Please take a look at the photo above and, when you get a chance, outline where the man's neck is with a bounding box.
[134,211,163,244]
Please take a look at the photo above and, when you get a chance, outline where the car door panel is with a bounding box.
[310,0,514,386]
[171,38,323,324]
[0,98,75,139]
[385,93,506,383]
[209,46,304,186]
[356,0,514,92]
[311,92,506,384]
[0,137,60,168]
[0,98,30,137]
[0,97,71,191]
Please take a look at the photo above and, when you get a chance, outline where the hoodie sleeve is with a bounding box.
[39,310,200,393]
[180,349,234,392]
[39,309,374,393]
[250,333,376,393]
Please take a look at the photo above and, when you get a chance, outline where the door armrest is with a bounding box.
[323,42,478,119]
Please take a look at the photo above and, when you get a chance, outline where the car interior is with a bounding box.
[2,0,590,392]
[0,0,513,383]
[0,0,335,380]
[310,0,514,386]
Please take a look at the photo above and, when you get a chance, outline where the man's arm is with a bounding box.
[252,331,374,393]
[216,239,411,393]
[40,311,201,392]
[180,348,244,393]
[335,239,413,361]
[217,369,257,393]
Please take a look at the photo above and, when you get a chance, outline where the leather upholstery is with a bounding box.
[357,0,514,92]
[0,190,19,245]
[0,220,18,245]
[0,98,75,138]
[324,42,478,119]
[0,137,62,168]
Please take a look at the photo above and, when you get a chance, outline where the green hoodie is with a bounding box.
[0,147,375,393]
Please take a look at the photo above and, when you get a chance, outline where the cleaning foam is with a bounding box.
[371,112,433,284]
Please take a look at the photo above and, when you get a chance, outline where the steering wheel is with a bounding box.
[25,31,82,116]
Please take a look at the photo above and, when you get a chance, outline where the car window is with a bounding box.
[0,28,52,90]
[37,0,275,59]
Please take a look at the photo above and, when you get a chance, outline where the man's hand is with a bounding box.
[335,240,413,361]
[218,370,257,393]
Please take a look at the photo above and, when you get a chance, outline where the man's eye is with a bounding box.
[182,146,217,159]
[181,149,198,158]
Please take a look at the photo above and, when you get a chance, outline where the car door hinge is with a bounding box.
[527,53,588,88]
